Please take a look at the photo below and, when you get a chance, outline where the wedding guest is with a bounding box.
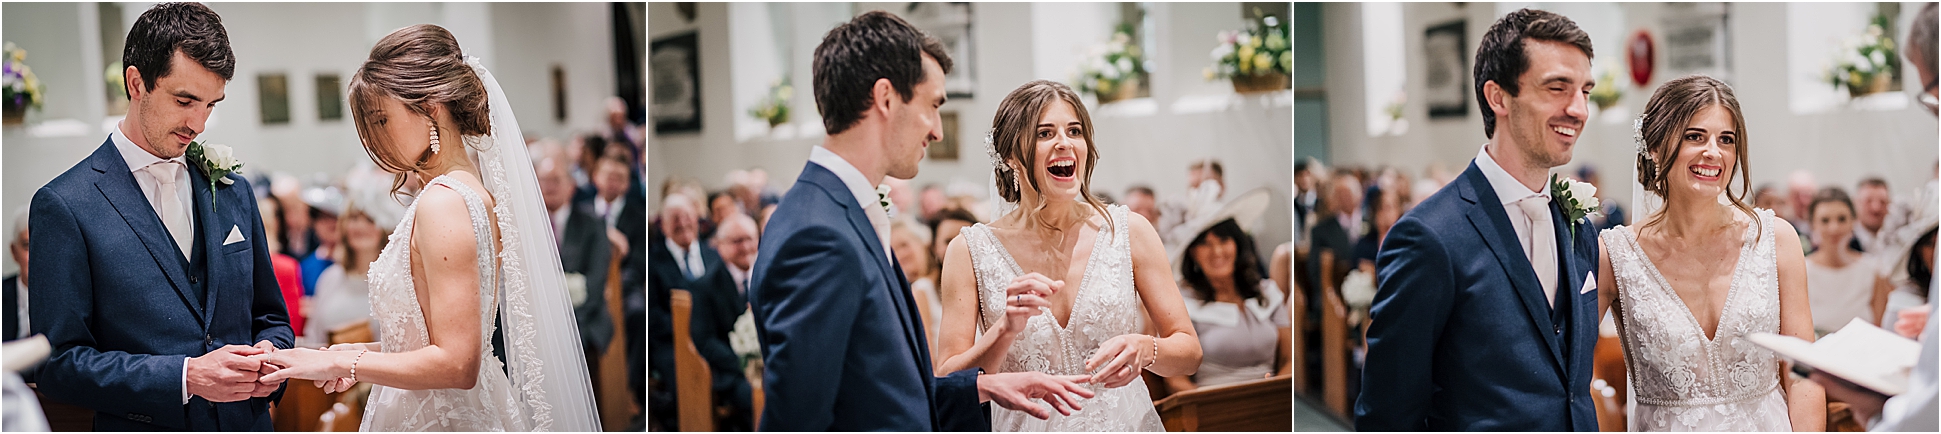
[1307,172,1362,301]
[1882,226,1936,333]
[254,198,304,340]
[4,209,28,341]
[1789,170,1819,240]
[607,96,642,161]
[928,206,980,271]
[297,185,343,296]
[535,141,616,370]
[883,177,915,221]
[1171,218,1289,392]
[1124,185,1160,227]
[651,193,718,292]
[574,134,607,204]
[688,212,756,431]
[919,183,947,225]
[708,190,743,225]
[1353,185,1403,284]
[304,202,388,342]
[1854,177,1892,253]
[1756,182,1810,254]
[1804,187,1894,333]
[271,173,316,260]
[890,219,941,349]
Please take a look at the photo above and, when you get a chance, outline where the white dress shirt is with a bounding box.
[551,206,570,243]
[112,125,202,405]
[1475,144,1559,302]
[112,125,196,241]
[727,264,749,296]
[665,238,705,280]
[808,146,893,262]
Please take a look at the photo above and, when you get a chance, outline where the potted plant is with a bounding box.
[3,42,45,126]
[748,79,792,129]
[1205,9,1291,94]
[1824,14,1899,98]
[1589,67,1622,111]
[1074,23,1149,104]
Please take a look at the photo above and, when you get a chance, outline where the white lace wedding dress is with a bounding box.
[963,204,1164,431]
[362,174,527,431]
[1601,208,1793,431]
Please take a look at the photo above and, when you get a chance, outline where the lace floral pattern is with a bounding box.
[964,205,1163,431]
[1601,208,1792,431]
[361,174,527,431]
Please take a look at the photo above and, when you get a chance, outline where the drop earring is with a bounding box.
[428,120,442,154]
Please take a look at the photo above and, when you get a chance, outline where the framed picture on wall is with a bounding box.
[929,111,959,161]
[315,74,342,121]
[903,2,975,99]
[551,65,568,123]
[1423,20,1467,119]
[258,73,290,125]
[650,31,701,134]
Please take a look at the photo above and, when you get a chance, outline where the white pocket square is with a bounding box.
[1580,271,1597,294]
[223,226,246,245]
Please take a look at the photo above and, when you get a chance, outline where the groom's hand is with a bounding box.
[186,345,267,403]
[249,340,284,397]
[975,372,1094,420]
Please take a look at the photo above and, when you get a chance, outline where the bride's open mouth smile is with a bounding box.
[1689,163,1723,182]
[1047,157,1077,181]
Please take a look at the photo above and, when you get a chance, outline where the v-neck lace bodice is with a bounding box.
[962,204,1161,431]
[1600,208,1791,431]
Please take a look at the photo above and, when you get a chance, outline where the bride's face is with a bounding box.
[1661,104,1738,203]
[363,96,435,173]
[1021,99,1088,202]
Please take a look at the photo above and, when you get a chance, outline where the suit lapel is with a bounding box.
[1457,163,1564,371]
[88,140,203,325]
[801,164,929,372]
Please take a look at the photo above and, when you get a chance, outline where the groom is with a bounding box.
[1356,8,1600,431]
[749,11,1094,431]
[30,3,291,431]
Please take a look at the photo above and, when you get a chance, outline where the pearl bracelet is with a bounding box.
[351,350,366,383]
[1145,335,1158,370]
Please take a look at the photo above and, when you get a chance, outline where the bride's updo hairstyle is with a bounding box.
[1635,75,1756,229]
[989,80,1111,230]
[349,24,492,198]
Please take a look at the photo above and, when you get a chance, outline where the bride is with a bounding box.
[251,24,600,431]
[933,80,1201,431]
[1594,75,1823,431]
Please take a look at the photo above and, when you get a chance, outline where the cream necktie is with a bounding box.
[866,197,893,262]
[144,162,192,260]
[1516,195,1558,308]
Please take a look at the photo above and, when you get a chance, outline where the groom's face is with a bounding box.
[129,50,227,159]
[1500,39,1591,169]
[881,54,947,180]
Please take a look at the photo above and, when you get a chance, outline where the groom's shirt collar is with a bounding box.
[112,123,188,175]
[808,146,881,214]
[1475,143,1548,205]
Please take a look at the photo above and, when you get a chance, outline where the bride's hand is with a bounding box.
[251,348,354,384]
[314,377,358,394]
[1084,334,1154,388]
[998,273,1061,337]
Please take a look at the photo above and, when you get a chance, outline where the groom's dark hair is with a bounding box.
[1474,8,1592,138]
[812,11,953,135]
[122,2,234,99]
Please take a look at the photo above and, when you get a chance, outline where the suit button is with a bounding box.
[205,335,212,346]
[190,276,198,284]
[1554,325,1562,335]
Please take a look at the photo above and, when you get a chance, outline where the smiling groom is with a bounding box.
[29,3,292,431]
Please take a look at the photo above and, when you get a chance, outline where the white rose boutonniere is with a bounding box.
[875,183,894,217]
[1549,173,1603,238]
[186,141,242,209]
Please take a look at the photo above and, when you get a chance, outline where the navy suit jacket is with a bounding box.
[29,138,292,431]
[748,162,985,431]
[1355,162,1600,431]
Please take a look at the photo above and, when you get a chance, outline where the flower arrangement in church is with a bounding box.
[1073,23,1149,104]
[1824,13,1900,97]
[1204,9,1291,91]
[3,42,46,121]
[748,78,792,128]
